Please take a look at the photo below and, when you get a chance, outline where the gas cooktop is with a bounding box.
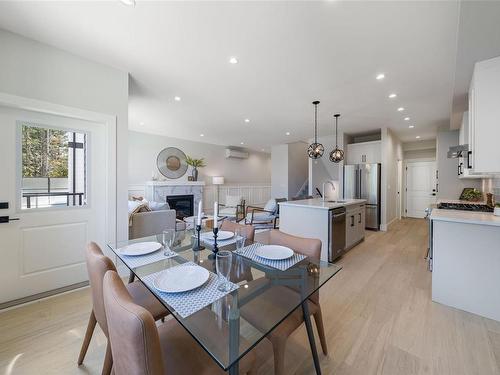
[437,202,494,212]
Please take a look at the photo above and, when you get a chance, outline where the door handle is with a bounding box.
[351,215,354,227]
[358,213,361,223]
[0,216,20,223]
[431,193,436,196]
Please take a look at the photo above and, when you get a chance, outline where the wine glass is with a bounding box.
[216,250,232,292]
[162,229,176,255]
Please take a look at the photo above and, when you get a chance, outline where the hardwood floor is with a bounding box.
[1,218,500,374]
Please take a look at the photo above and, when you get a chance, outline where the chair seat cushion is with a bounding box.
[239,278,318,340]
[158,309,255,375]
[126,281,168,321]
[246,212,275,223]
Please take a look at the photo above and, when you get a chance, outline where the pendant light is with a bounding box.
[329,113,344,163]
[307,100,324,159]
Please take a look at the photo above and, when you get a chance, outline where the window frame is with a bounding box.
[16,120,91,213]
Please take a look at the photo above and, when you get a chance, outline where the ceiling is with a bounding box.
[0,1,466,150]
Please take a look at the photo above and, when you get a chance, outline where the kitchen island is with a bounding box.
[279,198,367,262]
[430,209,500,321]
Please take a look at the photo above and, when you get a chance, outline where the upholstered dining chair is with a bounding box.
[77,242,168,375]
[220,220,255,242]
[240,230,328,375]
[102,270,256,375]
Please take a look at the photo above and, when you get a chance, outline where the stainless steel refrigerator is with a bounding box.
[343,163,381,230]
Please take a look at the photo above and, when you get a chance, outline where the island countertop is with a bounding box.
[279,198,367,210]
[430,209,500,227]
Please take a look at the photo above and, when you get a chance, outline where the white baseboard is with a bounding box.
[380,217,398,232]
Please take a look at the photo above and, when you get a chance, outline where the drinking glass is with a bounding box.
[235,228,246,251]
[216,250,232,292]
[162,229,176,255]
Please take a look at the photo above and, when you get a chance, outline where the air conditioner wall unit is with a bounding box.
[225,148,249,159]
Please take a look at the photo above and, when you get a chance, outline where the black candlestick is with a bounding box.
[208,227,219,260]
[193,224,205,251]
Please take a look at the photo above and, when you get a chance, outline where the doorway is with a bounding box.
[0,97,115,306]
[405,160,437,218]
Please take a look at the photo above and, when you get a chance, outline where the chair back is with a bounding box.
[129,209,177,239]
[269,230,321,304]
[103,271,164,375]
[85,242,117,336]
[220,220,255,242]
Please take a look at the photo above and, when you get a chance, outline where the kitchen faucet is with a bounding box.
[322,181,335,202]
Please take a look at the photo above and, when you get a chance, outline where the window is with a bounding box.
[20,123,87,209]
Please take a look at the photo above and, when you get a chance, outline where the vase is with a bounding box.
[191,167,198,181]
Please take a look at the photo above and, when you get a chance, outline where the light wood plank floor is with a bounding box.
[2,218,500,374]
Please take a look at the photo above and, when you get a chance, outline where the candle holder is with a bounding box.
[208,227,219,260]
[193,224,205,252]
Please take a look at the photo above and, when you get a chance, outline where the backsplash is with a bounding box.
[493,178,500,203]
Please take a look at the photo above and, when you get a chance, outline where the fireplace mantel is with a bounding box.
[145,181,205,186]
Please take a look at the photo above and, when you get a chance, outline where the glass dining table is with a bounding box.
[108,228,341,375]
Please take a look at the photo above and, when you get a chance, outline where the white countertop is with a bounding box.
[279,198,367,210]
[430,209,500,227]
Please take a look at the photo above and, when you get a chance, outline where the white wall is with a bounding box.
[381,128,403,229]
[271,144,289,198]
[129,130,271,186]
[403,140,436,160]
[287,142,308,198]
[0,29,129,241]
[436,129,482,200]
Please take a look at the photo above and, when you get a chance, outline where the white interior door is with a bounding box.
[0,105,108,305]
[405,161,437,218]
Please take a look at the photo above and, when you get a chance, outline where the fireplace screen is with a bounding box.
[166,194,194,219]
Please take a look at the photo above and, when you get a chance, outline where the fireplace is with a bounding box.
[166,194,194,219]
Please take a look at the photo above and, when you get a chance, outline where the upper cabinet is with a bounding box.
[346,140,381,164]
[468,56,500,174]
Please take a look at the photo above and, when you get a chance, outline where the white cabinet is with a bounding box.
[346,203,365,249]
[467,56,500,174]
[346,141,381,164]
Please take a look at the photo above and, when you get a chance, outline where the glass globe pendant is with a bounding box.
[307,101,324,159]
[329,113,344,163]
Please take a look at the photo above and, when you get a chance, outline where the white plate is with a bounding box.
[118,241,162,256]
[202,230,234,241]
[255,245,294,260]
[153,265,210,293]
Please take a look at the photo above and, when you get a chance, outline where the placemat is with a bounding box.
[234,243,307,271]
[117,247,178,269]
[141,262,239,319]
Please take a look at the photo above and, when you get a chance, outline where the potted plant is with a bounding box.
[461,188,483,202]
[495,203,500,217]
[186,156,206,181]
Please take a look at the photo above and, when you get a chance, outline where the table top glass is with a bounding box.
[107,228,341,371]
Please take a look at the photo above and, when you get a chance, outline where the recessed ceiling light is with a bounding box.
[229,57,239,64]
[139,122,145,126]
[376,73,385,80]
[416,135,421,139]
[388,93,397,99]
[397,107,405,112]
[244,118,250,123]
[174,96,181,101]
[119,0,136,6]
[285,132,290,136]
[261,148,265,152]
[200,133,204,137]
[240,142,244,145]
[404,117,410,121]
[409,125,415,129]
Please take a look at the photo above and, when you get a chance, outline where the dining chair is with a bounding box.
[220,220,255,242]
[240,230,328,375]
[77,242,168,375]
[102,270,256,375]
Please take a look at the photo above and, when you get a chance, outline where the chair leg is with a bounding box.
[313,309,328,356]
[77,310,97,365]
[102,341,113,375]
[271,338,287,375]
